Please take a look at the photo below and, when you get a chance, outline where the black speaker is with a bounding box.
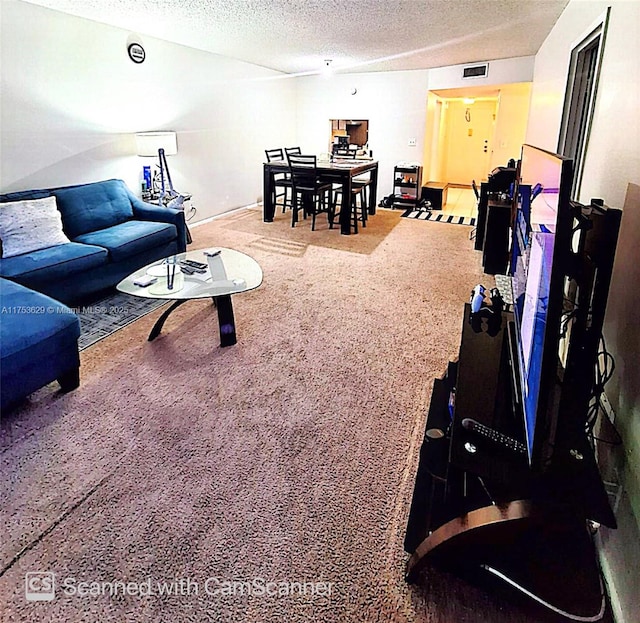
[482,201,511,275]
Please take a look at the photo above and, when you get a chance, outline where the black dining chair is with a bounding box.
[470,180,480,241]
[284,146,302,157]
[332,184,368,233]
[333,147,361,163]
[472,179,480,202]
[265,148,293,212]
[334,146,370,205]
[287,154,334,230]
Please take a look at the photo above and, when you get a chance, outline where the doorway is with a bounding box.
[423,83,532,215]
[443,99,497,185]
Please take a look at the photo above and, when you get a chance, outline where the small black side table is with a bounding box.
[144,193,193,245]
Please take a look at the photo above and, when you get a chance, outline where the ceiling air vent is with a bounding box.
[462,64,488,79]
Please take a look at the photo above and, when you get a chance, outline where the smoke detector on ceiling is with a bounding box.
[322,59,334,77]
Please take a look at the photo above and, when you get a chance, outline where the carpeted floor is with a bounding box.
[0,208,603,622]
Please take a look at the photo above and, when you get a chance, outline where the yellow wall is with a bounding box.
[423,94,449,183]
[490,83,532,169]
[422,93,439,181]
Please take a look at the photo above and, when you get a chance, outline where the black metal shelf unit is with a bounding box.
[392,164,422,209]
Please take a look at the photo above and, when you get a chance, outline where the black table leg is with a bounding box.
[147,297,238,347]
[215,295,237,347]
[263,165,275,222]
[368,165,378,215]
[340,175,353,235]
[148,299,188,341]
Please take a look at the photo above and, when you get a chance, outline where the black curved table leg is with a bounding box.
[148,299,187,341]
[215,295,236,347]
[147,296,237,347]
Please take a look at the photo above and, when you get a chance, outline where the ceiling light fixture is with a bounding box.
[463,98,476,105]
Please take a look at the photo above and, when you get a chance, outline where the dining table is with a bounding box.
[263,158,379,235]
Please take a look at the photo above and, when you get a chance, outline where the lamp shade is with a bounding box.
[135,131,178,156]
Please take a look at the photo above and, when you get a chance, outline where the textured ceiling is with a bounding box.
[24,0,569,75]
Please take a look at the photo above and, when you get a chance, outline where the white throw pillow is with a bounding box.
[0,196,70,258]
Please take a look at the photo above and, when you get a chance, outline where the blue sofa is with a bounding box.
[0,178,187,305]
[1,278,81,412]
[0,178,188,411]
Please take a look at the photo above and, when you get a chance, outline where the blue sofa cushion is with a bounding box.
[0,279,80,358]
[0,242,108,282]
[1,278,80,410]
[74,220,177,263]
[53,179,134,238]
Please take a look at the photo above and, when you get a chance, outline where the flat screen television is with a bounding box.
[509,145,575,470]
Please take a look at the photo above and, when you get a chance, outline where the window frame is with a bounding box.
[557,8,610,199]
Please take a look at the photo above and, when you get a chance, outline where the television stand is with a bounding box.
[404,304,612,619]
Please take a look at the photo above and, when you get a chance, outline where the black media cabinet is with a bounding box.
[404,304,615,619]
[421,181,449,211]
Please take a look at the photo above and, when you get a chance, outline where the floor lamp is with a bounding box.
[135,131,192,243]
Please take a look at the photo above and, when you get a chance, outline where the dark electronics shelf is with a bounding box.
[405,147,622,620]
[474,167,517,253]
[392,164,422,209]
[404,304,615,619]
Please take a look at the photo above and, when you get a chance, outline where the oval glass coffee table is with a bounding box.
[117,248,262,347]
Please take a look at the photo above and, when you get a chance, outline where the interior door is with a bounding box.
[443,100,497,185]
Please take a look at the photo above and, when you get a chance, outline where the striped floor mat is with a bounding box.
[401,209,476,227]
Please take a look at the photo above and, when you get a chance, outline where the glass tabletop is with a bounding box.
[117,248,263,300]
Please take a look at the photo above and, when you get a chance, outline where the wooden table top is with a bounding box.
[264,158,377,173]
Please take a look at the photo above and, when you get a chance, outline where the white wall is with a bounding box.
[294,58,536,199]
[490,83,532,170]
[295,70,429,198]
[527,2,640,621]
[0,0,297,221]
[1,3,539,217]
[526,0,640,208]
[428,56,535,91]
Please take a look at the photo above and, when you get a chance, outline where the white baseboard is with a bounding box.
[189,203,257,228]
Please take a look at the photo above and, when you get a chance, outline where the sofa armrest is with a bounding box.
[127,189,187,253]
